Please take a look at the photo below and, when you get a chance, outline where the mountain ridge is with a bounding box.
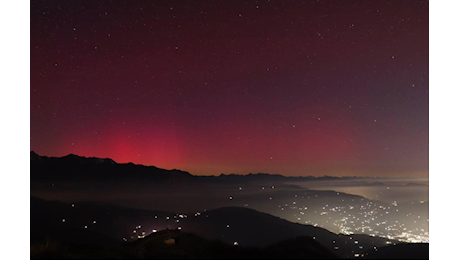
[30,151,193,182]
[30,151,399,181]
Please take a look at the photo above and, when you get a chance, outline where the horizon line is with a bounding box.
[30,151,426,180]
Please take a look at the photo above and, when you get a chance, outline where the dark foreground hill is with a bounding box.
[31,229,338,259]
[363,243,428,259]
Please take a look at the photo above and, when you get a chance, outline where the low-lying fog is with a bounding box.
[292,178,429,204]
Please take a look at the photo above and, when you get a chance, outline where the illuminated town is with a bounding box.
[99,185,429,245]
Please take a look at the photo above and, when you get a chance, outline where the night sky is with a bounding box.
[30,0,428,177]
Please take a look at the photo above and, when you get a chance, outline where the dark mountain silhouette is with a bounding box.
[30,152,390,183]
[30,151,193,183]
[197,173,381,183]
[363,243,428,259]
[198,173,308,183]
[121,230,339,259]
[31,229,339,259]
[265,236,339,259]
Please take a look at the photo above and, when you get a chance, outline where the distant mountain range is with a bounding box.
[30,151,192,183]
[30,151,396,183]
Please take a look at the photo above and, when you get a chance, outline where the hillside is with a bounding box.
[363,243,429,259]
[32,229,340,259]
[31,196,398,259]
